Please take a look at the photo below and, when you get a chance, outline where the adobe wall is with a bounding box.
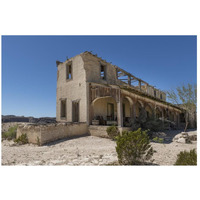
[17,123,88,145]
[56,55,88,123]
[81,53,118,85]
[89,125,132,138]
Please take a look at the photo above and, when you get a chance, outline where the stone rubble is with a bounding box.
[173,131,197,144]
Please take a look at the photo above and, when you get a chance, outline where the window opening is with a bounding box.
[61,100,66,118]
[100,65,106,80]
[154,90,156,97]
[66,63,72,80]
[72,101,79,122]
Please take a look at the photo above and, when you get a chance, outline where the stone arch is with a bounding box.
[137,100,144,108]
[135,100,143,119]
[91,96,117,125]
[91,96,114,106]
[155,106,163,119]
[123,96,134,106]
[144,103,154,120]
[163,108,168,120]
[122,96,134,127]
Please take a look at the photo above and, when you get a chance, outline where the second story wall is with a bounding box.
[81,53,118,85]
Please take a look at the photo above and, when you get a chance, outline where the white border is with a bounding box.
[0,0,199,200]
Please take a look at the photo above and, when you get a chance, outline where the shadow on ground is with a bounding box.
[44,133,90,146]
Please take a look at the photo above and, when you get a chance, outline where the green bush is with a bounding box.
[152,137,164,143]
[143,119,163,132]
[14,133,28,145]
[2,125,18,140]
[174,149,197,165]
[106,125,120,140]
[37,136,41,146]
[116,128,154,165]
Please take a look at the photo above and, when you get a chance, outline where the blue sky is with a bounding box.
[2,36,197,117]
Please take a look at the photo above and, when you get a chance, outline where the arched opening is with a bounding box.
[163,109,168,120]
[145,104,153,120]
[122,96,133,127]
[169,110,175,122]
[135,101,143,122]
[155,107,162,120]
[91,96,117,125]
[180,112,186,123]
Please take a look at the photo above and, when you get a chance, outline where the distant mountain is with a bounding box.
[2,115,56,123]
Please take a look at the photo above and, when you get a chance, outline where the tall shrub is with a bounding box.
[174,149,197,165]
[106,125,120,140]
[116,128,154,165]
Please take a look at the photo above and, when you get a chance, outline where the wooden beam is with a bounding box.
[115,66,148,84]
[128,76,131,85]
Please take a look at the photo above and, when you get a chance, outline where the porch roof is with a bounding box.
[89,82,183,111]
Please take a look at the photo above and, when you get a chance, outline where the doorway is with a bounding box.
[107,103,114,120]
[72,101,79,122]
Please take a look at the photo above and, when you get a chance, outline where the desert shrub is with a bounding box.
[131,122,141,131]
[14,133,28,145]
[106,125,120,140]
[152,137,164,143]
[143,119,163,132]
[174,149,197,165]
[116,128,154,165]
[2,125,18,140]
[37,136,41,146]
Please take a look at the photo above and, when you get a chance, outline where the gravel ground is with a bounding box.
[1,129,197,166]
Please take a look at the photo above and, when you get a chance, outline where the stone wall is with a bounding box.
[17,123,88,145]
[89,125,132,138]
[56,55,87,123]
[81,53,118,85]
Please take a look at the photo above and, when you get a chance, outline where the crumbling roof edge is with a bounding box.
[81,51,165,93]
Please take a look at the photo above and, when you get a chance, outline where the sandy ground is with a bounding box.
[1,128,197,166]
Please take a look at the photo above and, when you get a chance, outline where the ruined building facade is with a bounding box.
[56,51,187,131]
[16,52,195,145]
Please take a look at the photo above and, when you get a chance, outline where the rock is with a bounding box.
[181,132,189,138]
[173,131,196,144]
[173,135,180,141]
[177,138,186,143]
[181,132,188,136]
[189,135,197,141]
[92,160,99,165]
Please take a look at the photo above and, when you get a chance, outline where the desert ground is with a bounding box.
[1,123,197,166]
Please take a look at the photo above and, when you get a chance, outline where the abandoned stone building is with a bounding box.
[56,51,191,136]
[17,51,195,145]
